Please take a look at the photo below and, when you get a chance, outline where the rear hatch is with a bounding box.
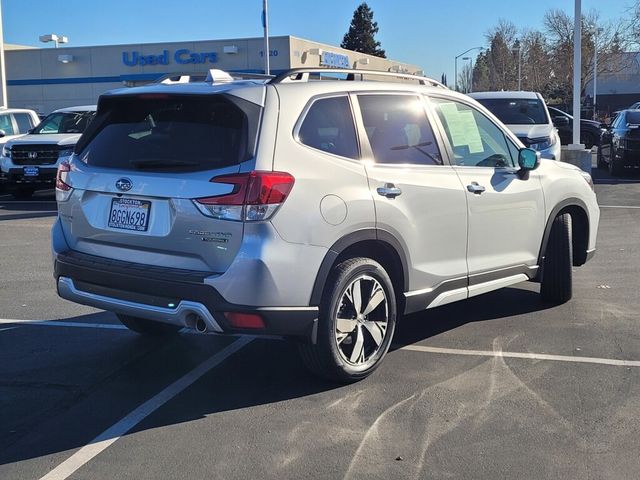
[58,89,264,273]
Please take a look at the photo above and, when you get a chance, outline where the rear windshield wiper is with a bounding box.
[129,159,200,168]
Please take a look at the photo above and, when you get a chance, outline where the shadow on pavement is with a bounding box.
[0,286,553,469]
[591,166,640,185]
[392,286,551,349]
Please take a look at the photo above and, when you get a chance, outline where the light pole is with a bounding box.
[39,34,68,48]
[0,2,7,108]
[592,27,602,120]
[462,57,472,93]
[262,0,270,75]
[455,46,483,92]
[571,0,581,147]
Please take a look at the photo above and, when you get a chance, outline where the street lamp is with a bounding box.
[455,46,483,92]
[512,46,522,91]
[591,27,603,120]
[462,57,472,93]
[39,34,68,48]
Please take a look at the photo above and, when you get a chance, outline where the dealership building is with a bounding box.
[3,35,421,114]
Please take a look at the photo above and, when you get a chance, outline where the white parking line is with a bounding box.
[0,318,127,330]
[400,344,640,367]
[38,336,253,480]
[599,205,640,209]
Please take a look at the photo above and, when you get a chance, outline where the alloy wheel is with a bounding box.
[334,275,389,365]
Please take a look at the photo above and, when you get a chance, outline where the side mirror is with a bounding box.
[552,116,570,127]
[0,130,6,138]
[518,148,540,171]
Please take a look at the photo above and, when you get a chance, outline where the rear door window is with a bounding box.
[13,113,34,133]
[76,94,262,172]
[357,94,443,165]
[297,96,359,159]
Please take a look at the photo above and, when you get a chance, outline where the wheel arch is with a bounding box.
[537,197,590,273]
[309,229,409,307]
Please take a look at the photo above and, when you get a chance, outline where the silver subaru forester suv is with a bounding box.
[53,68,599,382]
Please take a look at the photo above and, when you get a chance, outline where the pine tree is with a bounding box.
[341,3,386,58]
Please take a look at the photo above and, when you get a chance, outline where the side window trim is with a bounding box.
[426,94,521,170]
[293,92,361,161]
[351,91,447,167]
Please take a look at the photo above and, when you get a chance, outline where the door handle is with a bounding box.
[466,182,486,194]
[377,183,402,199]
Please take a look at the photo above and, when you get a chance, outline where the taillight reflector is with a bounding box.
[225,312,265,329]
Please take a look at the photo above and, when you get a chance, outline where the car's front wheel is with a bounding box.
[116,314,181,335]
[298,257,397,383]
[540,213,573,304]
[596,147,607,169]
[581,132,596,150]
[609,148,623,176]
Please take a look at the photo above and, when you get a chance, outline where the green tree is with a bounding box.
[341,2,386,58]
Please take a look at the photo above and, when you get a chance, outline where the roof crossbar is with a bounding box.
[269,68,447,88]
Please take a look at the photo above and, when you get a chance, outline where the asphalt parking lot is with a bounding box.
[1,161,640,480]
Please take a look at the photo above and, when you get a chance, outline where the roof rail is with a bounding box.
[269,68,447,88]
[155,70,275,85]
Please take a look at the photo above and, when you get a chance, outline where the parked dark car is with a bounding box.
[548,106,604,149]
[598,109,640,176]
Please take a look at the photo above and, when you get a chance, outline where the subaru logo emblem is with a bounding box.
[28,151,38,159]
[115,178,132,192]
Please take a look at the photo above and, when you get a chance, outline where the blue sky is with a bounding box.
[2,0,634,81]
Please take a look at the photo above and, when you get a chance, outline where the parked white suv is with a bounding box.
[1,105,95,198]
[52,69,599,382]
[469,91,561,161]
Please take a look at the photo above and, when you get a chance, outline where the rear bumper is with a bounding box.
[54,249,318,338]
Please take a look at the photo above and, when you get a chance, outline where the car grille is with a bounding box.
[11,145,63,165]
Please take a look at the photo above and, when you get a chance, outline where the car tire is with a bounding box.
[609,149,623,176]
[540,213,573,304]
[596,148,607,169]
[297,257,397,383]
[116,314,181,335]
[13,187,35,199]
[581,132,596,150]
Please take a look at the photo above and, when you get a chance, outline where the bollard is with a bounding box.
[560,145,592,173]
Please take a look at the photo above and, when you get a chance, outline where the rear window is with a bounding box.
[475,98,549,125]
[33,111,95,134]
[76,94,261,172]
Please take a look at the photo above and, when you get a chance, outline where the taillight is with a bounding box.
[55,161,73,202]
[194,171,294,222]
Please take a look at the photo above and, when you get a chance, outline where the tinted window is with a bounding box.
[432,97,516,168]
[33,111,95,134]
[13,113,34,133]
[77,94,261,172]
[627,111,640,125]
[298,96,358,159]
[358,95,442,165]
[0,114,14,135]
[475,98,549,125]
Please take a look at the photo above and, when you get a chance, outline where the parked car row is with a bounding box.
[0,105,96,198]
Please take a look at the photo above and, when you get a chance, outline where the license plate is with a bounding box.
[23,166,39,177]
[108,198,151,232]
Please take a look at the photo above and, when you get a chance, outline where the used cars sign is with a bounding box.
[122,49,218,66]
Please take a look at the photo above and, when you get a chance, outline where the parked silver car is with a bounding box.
[52,69,599,382]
